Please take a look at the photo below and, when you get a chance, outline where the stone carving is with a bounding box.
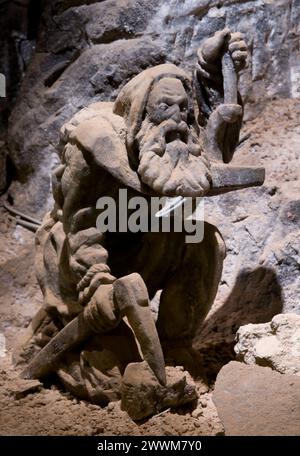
[14,29,264,419]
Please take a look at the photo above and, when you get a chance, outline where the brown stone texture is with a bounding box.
[121,362,197,421]
[213,361,300,436]
[195,97,300,378]
[235,313,300,375]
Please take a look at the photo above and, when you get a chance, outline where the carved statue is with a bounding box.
[14,29,264,419]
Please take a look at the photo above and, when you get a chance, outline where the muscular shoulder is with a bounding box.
[59,102,148,194]
[60,101,126,155]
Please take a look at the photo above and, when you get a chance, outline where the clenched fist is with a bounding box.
[197,28,248,81]
[77,263,116,305]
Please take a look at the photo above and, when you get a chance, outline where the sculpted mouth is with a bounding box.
[164,121,189,144]
[165,129,188,144]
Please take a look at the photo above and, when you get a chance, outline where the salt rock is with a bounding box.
[0,332,6,358]
[9,378,42,399]
[213,361,300,436]
[121,361,197,420]
[235,313,300,375]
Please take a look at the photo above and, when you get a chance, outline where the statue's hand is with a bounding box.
[228,32,248,72]
[214,103,243,124]
[77,263,116,305]
[205,103,243,162]
[197,28,247,81]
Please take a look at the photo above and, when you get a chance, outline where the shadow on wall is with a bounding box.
[194,266,283,382]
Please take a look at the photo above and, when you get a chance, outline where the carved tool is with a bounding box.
[22,273,166,386]
[222,50,238,105]
[4,202,41,226]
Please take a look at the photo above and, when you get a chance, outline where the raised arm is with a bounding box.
[194,28,247,163]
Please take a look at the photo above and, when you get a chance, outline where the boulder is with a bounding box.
[9,378,42,400]
[235,313,300,375]
[213,361,300,436]
[121,362,197,420]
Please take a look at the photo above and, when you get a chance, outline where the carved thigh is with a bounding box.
[156,222,225,343]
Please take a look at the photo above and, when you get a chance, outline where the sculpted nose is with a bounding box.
[169,105,181,123]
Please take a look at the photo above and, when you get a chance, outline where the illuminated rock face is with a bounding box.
[235,313,300,376]
[213,361,300,436]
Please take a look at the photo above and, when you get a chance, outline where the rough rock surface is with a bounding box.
[235,313,300,375]
[0,332,6,358]
[0,141,7,193]
[121,362,197,421]
[213,361,300,436]
[0,0,37,194]
[9,378,42,400]
[194,99,300,379]
[0,356,223,435]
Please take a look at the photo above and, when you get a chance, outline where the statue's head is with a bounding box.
[114,64,211,197]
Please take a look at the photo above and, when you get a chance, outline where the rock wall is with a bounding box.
[195,99,300,377]
[0,0,38,193]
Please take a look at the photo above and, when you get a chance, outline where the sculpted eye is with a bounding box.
[180,103,188,112]
[159,103,169,111]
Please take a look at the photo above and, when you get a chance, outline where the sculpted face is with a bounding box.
[136,78,211,197]
[146,78,189,127]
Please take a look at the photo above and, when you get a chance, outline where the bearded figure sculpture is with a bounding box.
[14,30,264,419]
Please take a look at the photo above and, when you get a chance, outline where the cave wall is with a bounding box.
[0,0,41,193]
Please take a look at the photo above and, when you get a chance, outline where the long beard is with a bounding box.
[136,119,212,197]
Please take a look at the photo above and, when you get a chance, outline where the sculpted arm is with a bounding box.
[195,29,247,163]
[53,141,115,306]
